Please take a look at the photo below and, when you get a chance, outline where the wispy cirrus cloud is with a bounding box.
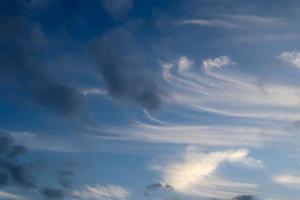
[162,55,300,123]
[0,191,25,200]
[273,174,300,188]
[177,15,283,29]
[72,184,129,200]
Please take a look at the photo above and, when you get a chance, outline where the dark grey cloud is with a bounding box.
[233,195,257,200]
[42,188,64,199]
[0,16,83,116]
[0,132,76,199]
[57,169,74,189]
[144,182,179,200]
[88,27,164,110]
[100,0,134,18]
[0,132,35,189]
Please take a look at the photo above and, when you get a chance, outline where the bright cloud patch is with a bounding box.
[178,56,194,73]
[278,51,300,68]
[0,191,25,200]
[73,184,129,200]
[273,174,300,187]
[202,56,234,71]
[151,147,261,198]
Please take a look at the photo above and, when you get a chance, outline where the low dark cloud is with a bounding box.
[42,188,64,199]
[144,182,179,200]
[88,27,164,110]
[0,132,76,199]
[143,182,260,200]
[0,132,35,189]
[233,195,257,200]
[57,169,74,189]
[0,16,83,116]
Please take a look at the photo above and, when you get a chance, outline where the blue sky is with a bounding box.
[1,0,300,200]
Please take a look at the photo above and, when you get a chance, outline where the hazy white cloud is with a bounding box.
[273,174,300,187]
[81,88,107,96]
[160,55,300,124]
[151,147,260,199]
[178,56,194,73]
[99,121,286,148]
[278,51,300,68]
[202,56,234,71]
[178,19,241,28]
[0,191,24,200]
[73,184,129,200]
[178,15,283,29]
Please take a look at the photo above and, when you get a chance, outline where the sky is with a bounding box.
[1,0,300,199]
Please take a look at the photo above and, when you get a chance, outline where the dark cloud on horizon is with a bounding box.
[0,16,84,117]
[0,133,35,189]
[88,27,164,110]
[233,195,257,200]
[42,187,64,199]
[0,132,76,199]
[144,182,260,200]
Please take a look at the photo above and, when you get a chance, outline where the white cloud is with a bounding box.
[273,174,300,187]
[151,147,260,199]
[202,56,234,71]
[0,191,25,200]
[73,184,129,200]
[160,54,300,124]
[178,15,283,29]
[178,19,241,28]
[107,123,283,147]
[81,88,107,96]
[178,56,194,73]
[278,51,300,68]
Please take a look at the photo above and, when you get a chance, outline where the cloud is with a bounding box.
[0,133,35,189]
[178,19,241,29]
[72,184,129,200]
[278,51,300,69]
[273,174,300,188]
[158,55,300,124]
[233,195,257,200]
[144,182,174,197]
[202,56,234,71]
[100,0,134,18]
[0,132,77,199]
[150,147,261,199]
[0,17,84,117]
[0,191,26,200]
[177,56,194,73]
[143,181,260,200]
[41,188,64,199]
[155,147,261,191]
[178,15,283,29]
[88,27,164,110]
[103,122,281,147]
[80,88,107,97]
